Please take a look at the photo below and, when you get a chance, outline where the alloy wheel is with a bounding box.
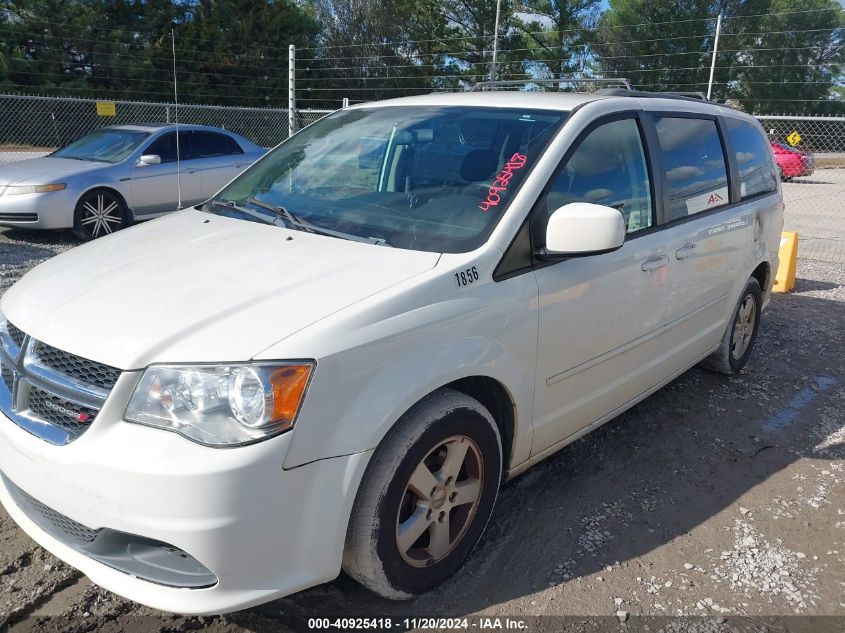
[395,435,484,567]
[79,192,123,238]
[731,293,757,360]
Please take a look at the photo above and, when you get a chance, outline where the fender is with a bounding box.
[261,256,539,470]
[66,164,135,218]
[281,334,534,470]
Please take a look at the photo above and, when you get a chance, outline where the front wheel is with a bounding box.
[73,189,128,240]
[343,389,502,599]
[701,277,763,375]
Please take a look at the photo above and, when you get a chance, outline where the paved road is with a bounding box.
[782,168,845,265]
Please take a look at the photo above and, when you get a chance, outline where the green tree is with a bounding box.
[440,0,523,84]
[175,0,319,107]
[0,1,102,96]
[726,0,844,114]
[594,0,724,93]
[516,0,601,82]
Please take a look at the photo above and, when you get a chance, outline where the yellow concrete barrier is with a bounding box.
[773,231,798,293]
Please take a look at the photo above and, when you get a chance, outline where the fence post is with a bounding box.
[342,97,349,108]
[491,0,502,81]
[706,14,722,101]
[288,44,296,138]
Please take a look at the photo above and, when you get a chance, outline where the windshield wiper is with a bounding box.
[244,197,389,246]
[246,197,309,231]
[209,199,276,225]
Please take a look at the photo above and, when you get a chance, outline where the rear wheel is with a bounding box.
[343,389,502,599]
[73,189,128,240]
[701,277,762,375]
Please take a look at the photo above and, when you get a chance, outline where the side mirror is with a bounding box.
[137,154,161,166]
[543,202,626,257]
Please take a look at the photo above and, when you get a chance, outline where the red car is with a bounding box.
[771,142,815,180]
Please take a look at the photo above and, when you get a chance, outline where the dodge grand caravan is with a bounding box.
[0,90,783,614]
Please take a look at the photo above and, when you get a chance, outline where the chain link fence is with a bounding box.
[757,116,845,265]
[0,94,332,164]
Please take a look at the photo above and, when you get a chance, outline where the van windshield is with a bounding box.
[208,106,566,253]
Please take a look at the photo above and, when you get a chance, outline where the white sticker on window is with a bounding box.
[686,186,729,215]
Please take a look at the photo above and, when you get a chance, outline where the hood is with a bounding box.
[0,209,440,369]
[0,157,109,186]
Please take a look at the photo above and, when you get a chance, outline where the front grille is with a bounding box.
[6,322,25,349]
[26,385,96,440]
[0,213,38,222]
[32,342,121,390]
[5,475,99,545]
[0,325,120,445]
[1,363,12,393]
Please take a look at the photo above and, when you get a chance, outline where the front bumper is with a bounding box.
[0,402,371,614]
[0,189,76,229]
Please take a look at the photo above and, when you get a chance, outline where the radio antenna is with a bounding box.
[171,28,182,210]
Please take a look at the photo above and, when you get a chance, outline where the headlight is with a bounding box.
[125,362,314,447]
[5,184,66,195]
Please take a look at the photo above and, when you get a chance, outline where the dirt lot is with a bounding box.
[0,175,843,633]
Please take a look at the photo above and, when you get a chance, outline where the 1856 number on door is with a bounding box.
[455,267,479,287]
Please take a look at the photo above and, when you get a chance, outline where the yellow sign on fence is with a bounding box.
[786,131,801,146]
[96,101,116,117]
[773,231,798,293]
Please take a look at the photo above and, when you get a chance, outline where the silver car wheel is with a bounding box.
[396,434,484,568]
[731,293,757,360]
[76,191,125,240]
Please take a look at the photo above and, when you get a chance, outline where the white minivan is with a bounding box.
[0,89,782,614]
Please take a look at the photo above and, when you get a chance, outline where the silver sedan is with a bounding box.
[0,124,266,239]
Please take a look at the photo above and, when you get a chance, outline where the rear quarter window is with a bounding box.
[190,131,244,157]
[726,118,778,199]
[654,116,729,221]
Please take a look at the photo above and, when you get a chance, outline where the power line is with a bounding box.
[296,7,842,51]
[2,7,839,57]
[0,82,287,103]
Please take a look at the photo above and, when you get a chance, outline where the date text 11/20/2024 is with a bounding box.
[307,617,528,630]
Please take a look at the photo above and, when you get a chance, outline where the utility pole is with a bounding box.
[706,14,722,101]
[491,0,502,81]
[171,29,182,210]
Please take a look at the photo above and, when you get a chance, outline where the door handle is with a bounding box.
[185,168,197,174]
[675,242,698,260]
[641,254,669,272]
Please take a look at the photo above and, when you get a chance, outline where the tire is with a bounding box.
[343,388,502,600]
[700,277,762,375]
[73,189,128,241]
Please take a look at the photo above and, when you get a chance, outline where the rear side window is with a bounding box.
[189,132,244,158]
[544,118,653,234]
[726,118,778,199]
[654,117,729,221]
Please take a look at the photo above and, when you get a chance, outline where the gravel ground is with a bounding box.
[0,219,843,633]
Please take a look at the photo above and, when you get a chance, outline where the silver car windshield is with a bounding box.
[208,106,567,253]
[53,128,151,163]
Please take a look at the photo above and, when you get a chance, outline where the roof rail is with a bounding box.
[667,91,707,100]
[595,88,718,104]
[471,78,633,92]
